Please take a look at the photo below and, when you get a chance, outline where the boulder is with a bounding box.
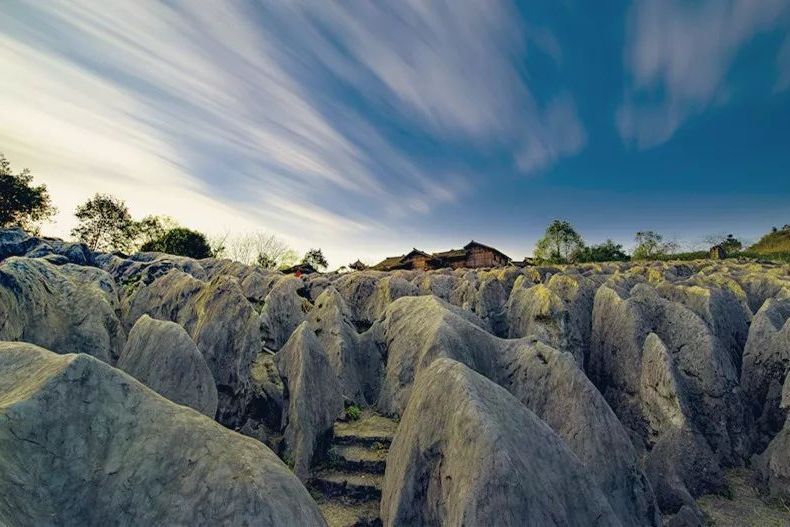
[656,281,751,374]
[275,324,343,480]
[380,358,622,527]
[117,315,218,417]
[0,228,93,265]
[0,257,125,364]
[0,341,325,526]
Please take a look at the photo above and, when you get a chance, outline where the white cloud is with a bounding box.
[0,1,585,266]
[618,0,790,148]
[517,95,587,175]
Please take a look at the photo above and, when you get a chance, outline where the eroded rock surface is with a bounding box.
[118,315,218,417]
[0,341,325,526]
[381,358,622,527]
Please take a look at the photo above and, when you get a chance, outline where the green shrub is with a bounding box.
[141,227,212,258]
[345,405,361,421]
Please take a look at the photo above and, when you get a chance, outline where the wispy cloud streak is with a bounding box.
[618,0,790,148]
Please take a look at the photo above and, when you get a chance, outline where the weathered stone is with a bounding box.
[275,324,343,480]
[259,276,312,351]
[0,257,125,364]
[381,358,622,527]
[0,341,325,526]
[741,297,790,450]
[118,315,218,417]
[306,287,382,405]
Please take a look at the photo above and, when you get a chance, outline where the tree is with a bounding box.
[135,215,180,249]
[221,232,298,268]
[0,154,56,233]
[71,194,138,252]
[302,248,328,270]
[140,227,212,258]
[575,239,629,262]
[633,231,678,260]
[533,220,584,264]
[702,233,742,253]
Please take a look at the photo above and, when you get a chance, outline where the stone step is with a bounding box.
[310,470,383,502]
[329,444,387,474]
[316,498,381,527]
[333,414,398,447]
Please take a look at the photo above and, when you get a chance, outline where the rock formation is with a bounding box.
[118,315,218,416]
[0,341,325,526]
[381,358,622,527]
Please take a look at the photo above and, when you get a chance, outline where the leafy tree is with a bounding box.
[633,231,678,260]
[135,215,179,249]
[0,154,56,233]
[71,194,138,252]
[721,234,742,253]
[140,227,212,258]
[575,239,629,262]
[302,248,328,270]
[702,233,742,253]
[534,220,584,264]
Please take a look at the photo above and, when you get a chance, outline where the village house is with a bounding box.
[372,241,511,271]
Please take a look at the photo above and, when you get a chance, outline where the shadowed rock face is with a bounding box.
[118,315,218,417]
[259,275,312,352]
[755,374,790,501]
[0,257,125,364]
[741,298,790,450]
[0,341,326,527]
[381,358,623,527]
[275,323,343,480]
[306,287,382,406]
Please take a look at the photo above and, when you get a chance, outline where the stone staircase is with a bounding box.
[310,413,398,527]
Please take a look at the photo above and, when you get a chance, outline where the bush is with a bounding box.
[575,239,630,262]
[141,227,212,259]
[345,405,361,421]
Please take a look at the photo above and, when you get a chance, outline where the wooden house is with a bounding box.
[373,241,511,271]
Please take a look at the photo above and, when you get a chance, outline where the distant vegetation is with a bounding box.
[750,225,790,255]
[0,153,55,234]
[302,248,328,271]
[140,227,212,259]
[534,219,789,264]
[0,153,787,267]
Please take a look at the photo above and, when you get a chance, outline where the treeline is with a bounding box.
[2,153,787,267]
[0,154,327,270]
[532,219,789,264]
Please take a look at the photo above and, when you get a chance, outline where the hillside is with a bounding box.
[750,227,790,255]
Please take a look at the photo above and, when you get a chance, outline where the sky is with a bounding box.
[1,1,789,268]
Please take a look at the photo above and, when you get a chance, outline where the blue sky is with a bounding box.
[1,1,789,266]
